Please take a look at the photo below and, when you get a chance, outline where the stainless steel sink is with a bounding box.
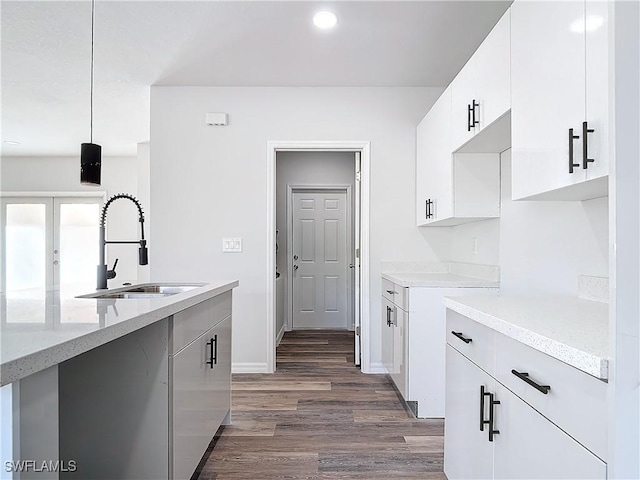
[77,283,204,299]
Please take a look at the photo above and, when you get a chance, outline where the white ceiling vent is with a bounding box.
[206,113,229,126]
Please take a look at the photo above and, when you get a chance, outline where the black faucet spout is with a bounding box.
[97,194,148,290]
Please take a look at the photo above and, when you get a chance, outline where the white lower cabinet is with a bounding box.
[445,312,607,480]
[382,279,498,417]
[493,383,606,480]
[171,315,231,480]
[444,346,494,480]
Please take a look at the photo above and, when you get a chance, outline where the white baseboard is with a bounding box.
[364,362,387,374]
[276,324,286,346]
[232,362,270,374]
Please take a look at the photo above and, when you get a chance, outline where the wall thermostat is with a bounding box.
[206,113,229,126]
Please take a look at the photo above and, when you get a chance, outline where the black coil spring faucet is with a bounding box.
[97,193,148,289]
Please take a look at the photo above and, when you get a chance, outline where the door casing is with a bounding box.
[266,141,371,374]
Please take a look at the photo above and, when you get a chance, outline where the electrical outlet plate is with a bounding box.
[222,238,242,253]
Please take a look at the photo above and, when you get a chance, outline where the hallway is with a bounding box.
[197,330,446,479]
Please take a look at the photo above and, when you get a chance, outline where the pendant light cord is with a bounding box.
[90,0,95,143]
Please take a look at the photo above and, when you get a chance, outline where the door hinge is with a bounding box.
[356,248,360,259]
[356,326,360,336]
[356,171,361,182]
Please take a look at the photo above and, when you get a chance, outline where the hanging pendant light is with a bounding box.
[81,0,101,186]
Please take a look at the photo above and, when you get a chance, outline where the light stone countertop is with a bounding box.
[444,295,609,380]
[0,280,238,386]
[382,272,499,288]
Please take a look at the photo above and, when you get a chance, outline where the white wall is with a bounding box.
[150,86,451,372]
[275,151,356,335]
[1,156,143,286]
[451,149,609,296]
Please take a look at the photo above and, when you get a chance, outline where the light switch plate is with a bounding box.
[222,238,242,253]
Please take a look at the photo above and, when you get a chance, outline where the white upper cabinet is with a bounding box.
[511,0,609,200]
[451,9,511,151]
[416,94,501,228]
[416,87,454,226]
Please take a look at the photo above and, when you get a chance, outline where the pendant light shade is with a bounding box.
[81,0,102,186]
[81,142,102,185]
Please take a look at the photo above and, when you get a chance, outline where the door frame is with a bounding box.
[286,185,353,332]
[266,141,371,374]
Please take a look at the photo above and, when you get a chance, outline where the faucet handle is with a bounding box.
[107,258,118,280]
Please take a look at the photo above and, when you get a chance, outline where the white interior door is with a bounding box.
[292,189,348,329]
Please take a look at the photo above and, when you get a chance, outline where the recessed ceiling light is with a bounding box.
[3,140,20,145]
[570,15,604,33]
[313,11,338,30]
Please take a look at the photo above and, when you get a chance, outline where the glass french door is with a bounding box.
[1,196,102,323]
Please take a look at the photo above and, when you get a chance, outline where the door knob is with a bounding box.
[349,264,355,269]
[293,255,299,260]
[294,265,299,270]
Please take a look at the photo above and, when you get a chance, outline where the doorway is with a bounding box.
[267,141,371,374]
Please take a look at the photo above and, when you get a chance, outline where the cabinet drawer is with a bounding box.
[170,292,232,354]
[382,279,408,310]
[494,332,607,461]
[446,309,495,375]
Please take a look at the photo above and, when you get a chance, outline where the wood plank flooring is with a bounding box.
[196,330,445,479]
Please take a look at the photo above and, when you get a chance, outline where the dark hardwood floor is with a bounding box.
[197,330,446,479]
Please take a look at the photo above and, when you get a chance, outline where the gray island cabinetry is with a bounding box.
[1,281,237,480]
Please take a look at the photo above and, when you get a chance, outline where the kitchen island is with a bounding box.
[0,280,238,480]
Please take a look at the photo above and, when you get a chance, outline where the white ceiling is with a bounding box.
[1,0,510,157]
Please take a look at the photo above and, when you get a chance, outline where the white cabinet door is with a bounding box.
[473,9,510,132]
[444,345,494,480]
[391,306,407,398]
[381,297,395,375]
[172,316,231,480]
[416,87,453,226]
[584,0,610,182]
[511,0,587,200]
[451,57,478,150]
[493,383,607,479]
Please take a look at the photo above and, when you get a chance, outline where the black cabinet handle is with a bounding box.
[471,99,479,129]
[386,306,392,327]
[569,128,580,173]
[488,393,500,442]
[386,289,397,295]
[467,104,473,131]
[425,198,433,219]
[451,331,472,344]
[511,369,550,394]
[206,335,218,368]
[582,121,595,169]
[480,385,490,431]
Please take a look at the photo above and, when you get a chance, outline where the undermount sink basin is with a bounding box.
[77,283,204,299]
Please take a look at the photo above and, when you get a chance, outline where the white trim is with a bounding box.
[368,363,387,375]
[286,184,352,332]
[231,362,270,374]
[267,140,371,374]
[0,191,108,200]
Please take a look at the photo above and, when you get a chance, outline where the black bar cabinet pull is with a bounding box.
[511,369,550,394]
[212,334,218,365]
[467,104,473,131]
[582,121,595,169]
[471,99,479,129]
[480,385,491,431]
[206,337,216,368]
[425,199,433,219]
[386,306,392,327]
[451,331,472,344]
[569,128,580,173]
[488,393,500,442]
